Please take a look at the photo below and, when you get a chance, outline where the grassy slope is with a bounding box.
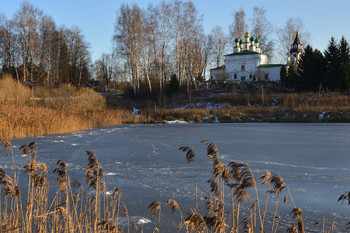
[1,74,350,139]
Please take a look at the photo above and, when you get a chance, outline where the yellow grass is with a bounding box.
[0,75,141,139]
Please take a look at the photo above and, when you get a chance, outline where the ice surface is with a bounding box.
[2,123,350,232]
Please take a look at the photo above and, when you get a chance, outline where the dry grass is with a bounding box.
[134,91,350,123]
[0,75,140,139]
[32,85,107,112]
[0,104,139,139]
[0,75,31,106]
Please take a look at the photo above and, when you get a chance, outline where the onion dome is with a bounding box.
[239,39,244,44]
[255,38,260,43]
[244,31,250,39]
[250,36,255,42]
[235,37,240,43]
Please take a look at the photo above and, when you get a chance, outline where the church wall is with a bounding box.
[258,66,282,82]
[224,54,267,81]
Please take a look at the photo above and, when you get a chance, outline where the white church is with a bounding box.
[210,27,302,83]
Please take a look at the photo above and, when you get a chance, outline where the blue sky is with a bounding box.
[3,0,350,62]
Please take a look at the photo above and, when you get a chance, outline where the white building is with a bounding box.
[210,27,301,83]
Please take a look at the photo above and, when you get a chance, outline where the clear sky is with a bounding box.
[2,0,350,62]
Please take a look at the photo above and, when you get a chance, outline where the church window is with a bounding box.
[234,74,237,79]
[241,65,245,70]
[249,74,252,79]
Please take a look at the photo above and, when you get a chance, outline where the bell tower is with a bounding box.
[287,27,303,65]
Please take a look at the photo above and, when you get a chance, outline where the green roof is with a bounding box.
[258,64,285,68]
[225,50,260,56]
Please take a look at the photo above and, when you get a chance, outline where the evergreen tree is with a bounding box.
[297,45,324,91]
[286,64,298,90]
[324,37,340,90]
[167,74,180,96]
[338,36,350,91]
[280,65,287,86]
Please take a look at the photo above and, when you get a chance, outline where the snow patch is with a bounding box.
[53,140,65,143]
[319,111,329,120]
[137,217,151,225]
[106,172,117,176]
[166,120,188,124]
[132,107,139,115]
[214,116,220,123]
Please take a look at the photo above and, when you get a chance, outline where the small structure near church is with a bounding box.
[210,27,302,83]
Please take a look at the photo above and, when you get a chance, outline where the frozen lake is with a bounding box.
[2,123,350,232]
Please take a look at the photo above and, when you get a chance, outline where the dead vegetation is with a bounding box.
[0,75,140,139]
[1,73,350,139]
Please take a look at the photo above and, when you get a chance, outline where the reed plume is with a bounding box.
[165,199,180,213]
[179,146,196,165]
[148,201,161,220]
[290,208,305,233]
[179,146,198,210]
[184,210,207,233]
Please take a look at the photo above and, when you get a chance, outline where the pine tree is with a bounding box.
[338,36,350,91]
[324,37,340,90]
[297,45,324,91]
[167,74,180,96]
[280,65,287,87]
[286,64,298,90]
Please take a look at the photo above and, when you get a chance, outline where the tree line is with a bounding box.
[0,2,91,88]
[107,1,307,96]
[281,36,350,92]
[1,1,317,94]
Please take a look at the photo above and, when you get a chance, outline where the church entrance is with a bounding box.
[241,76,245,81]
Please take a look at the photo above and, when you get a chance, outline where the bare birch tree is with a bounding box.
[39,14,58,86]
[211,26,228,68]
[158,2,172,95]
[229,8,246,50]
[171,0,202,89]
[0,14,20,80]
[251,6,274,59]
[277,17,310,63]
[114,4,143,94]
[12,2,43,82]
[94,53,115,88]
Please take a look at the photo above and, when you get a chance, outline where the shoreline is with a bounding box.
[2,105,349,140]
